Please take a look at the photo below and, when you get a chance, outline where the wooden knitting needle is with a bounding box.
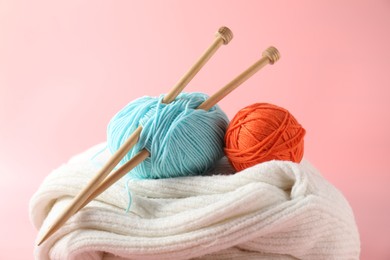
[163,26,233,103]
[76,46,281,213]
[197,46,280,110]
[37,26,233,246]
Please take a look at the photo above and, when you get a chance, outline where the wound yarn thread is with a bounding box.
[224,103,305,171]
[107,92,229,179]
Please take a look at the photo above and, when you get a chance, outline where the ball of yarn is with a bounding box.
[224,103,305,171]
[107,92,229,179]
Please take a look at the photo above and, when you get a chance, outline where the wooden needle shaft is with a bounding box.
[79,46,281,212]
[163,28,231,103]
[79,149,150,210]
[37,26,233,246]
[197,46,280,111]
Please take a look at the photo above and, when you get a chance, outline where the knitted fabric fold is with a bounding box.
[30,144,360,260]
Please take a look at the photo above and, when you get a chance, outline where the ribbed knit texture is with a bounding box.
[30,144,360,260]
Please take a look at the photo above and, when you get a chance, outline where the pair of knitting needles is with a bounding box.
[38,26,280,245]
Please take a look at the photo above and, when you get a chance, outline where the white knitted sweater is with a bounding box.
[30,144,360,259]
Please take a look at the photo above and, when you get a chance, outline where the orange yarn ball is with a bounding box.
[224,103,306,171]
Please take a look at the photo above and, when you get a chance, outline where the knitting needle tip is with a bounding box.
[37,222,58,246]
[37,234,47,246]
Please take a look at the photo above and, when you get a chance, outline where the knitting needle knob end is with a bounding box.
[216,26,233,45]
[262,46,280,65]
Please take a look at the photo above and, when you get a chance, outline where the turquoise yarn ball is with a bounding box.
[107,92,229,179]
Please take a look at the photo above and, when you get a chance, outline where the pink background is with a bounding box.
[1,0,389,259]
